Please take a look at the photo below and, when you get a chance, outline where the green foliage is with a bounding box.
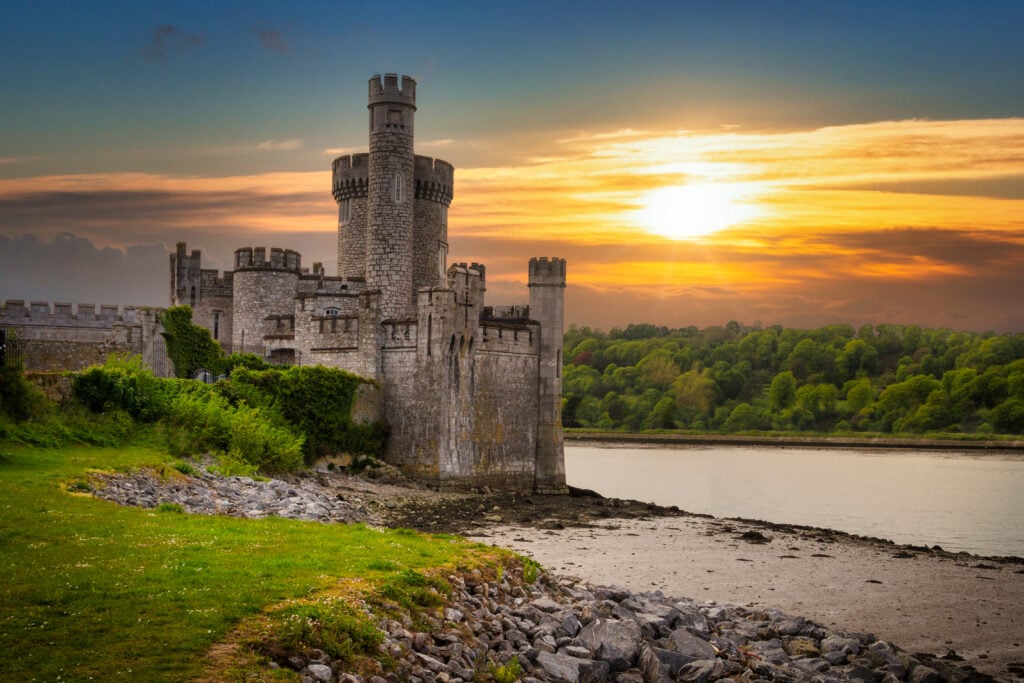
[271,600,383,663]
[156,502,184,513]
[378,569,451,611]
[160,305,226,378]
[229,366,385,462]
[564,322,1024,436]
[72,353,171,421]
[165,388,304,474]
[0,366,45,421]
[486,657,523,683]
[522,557,540,584]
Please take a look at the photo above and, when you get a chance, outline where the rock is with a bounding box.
[665,628,716,661]
[578,618,643,672]
[536,650,583,682]
[305,663,333,681]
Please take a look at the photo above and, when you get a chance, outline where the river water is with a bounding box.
[565,444,1024,558]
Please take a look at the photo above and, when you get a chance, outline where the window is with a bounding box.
[213,311,220,340]
[189,286,196,308]
[392,172,404,204]
[338,199,351,225]
[324,307,340,316]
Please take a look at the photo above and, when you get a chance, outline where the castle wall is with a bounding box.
[231,248,301,356]
[333,153,369,280]
[0,300,171,376]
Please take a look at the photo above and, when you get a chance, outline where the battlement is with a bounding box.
[368,73,416,109]
[479,319,540,354]
[235,247,302,272]
[0,300,154,326]
[332,153,369,201]
[414,156,454,205]
[528,257,567,287]
[483,304,531,321]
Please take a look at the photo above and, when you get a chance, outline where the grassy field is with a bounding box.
[0,443,501,680]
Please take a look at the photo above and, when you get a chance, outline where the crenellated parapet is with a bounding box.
[528,256,567,287]
[332,154,369,201]
[0,300,154,327]
[234,247,302,272]
[413,156,454,205]
[483,304,531,322]
[479,319,540,354]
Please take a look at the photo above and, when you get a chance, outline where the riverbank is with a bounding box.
[91,465,1024,679]
[567,430,1024,451]
[467,517,1024,681]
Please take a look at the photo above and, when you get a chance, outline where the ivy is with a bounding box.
[159,305,225,379]
[227,366,385,463]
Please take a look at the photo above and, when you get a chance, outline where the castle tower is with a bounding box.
[366,73,417,320]
[529,257,568,493]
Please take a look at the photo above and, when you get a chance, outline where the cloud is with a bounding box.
[139,24,205,62]
[0,233,171,307]
[253,27,289,53]
[256,139,303,151]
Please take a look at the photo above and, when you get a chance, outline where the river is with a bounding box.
[565,444,1024,558]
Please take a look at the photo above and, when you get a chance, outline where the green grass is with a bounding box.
[0,443,498,681]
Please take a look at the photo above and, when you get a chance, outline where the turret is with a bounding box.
[529,257,568,493]
[366,73,417,319]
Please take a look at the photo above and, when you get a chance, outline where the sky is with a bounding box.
[2,0,1024,333]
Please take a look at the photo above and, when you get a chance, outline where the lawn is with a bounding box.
[0,444,497,680]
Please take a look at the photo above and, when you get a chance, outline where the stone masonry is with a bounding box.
[168,74,568,493]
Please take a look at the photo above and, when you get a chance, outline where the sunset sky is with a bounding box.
[2,1,1023,332]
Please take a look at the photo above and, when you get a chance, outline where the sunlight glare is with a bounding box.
[633,183,762,240]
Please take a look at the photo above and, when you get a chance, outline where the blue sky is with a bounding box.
[2,1,1024,330]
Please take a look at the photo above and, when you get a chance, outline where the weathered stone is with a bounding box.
[578,618,643,672]
[305,663,333,681]
[665,628,716,661]
[536,650,583,682]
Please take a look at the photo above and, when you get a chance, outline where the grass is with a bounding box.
[0,443,504,681]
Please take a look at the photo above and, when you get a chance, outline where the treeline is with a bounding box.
[562,322,1024,436]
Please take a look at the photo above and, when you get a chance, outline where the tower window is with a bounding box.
[387,109,403,125]
[338,199,351,224]
[392,172,404,204]
[213,311,221,340]
[190,286,196,308]
[324,307,340,316]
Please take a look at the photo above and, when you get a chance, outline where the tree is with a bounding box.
[768,371,797,412]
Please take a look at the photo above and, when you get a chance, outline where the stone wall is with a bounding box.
[0,300,171,376]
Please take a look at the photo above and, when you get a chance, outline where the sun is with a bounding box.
[633,182,762,239]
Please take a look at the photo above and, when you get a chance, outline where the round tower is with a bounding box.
[367,73,417,319]
[529,257,568,493]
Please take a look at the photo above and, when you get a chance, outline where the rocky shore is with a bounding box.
[88,466,1023,681]
[266,561,997,683]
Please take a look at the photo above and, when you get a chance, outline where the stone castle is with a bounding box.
[167,74,567,492]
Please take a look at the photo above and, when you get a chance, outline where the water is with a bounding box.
[565,444,1024,558]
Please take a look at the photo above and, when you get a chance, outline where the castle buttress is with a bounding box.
[168,74,567,492]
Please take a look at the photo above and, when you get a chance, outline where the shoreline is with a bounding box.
[566,430,1024,452]
[468,514,1024,680]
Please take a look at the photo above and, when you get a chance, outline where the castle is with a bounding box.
[168,74,568,492]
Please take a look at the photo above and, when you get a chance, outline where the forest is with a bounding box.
[561,322,1024,437]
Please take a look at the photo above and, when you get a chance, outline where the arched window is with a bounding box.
[324,307,340,316]
[392,171,404,204]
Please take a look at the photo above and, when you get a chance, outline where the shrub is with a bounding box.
[229,366,384,463]
[72,354,170,421]
[0,366,47,421]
